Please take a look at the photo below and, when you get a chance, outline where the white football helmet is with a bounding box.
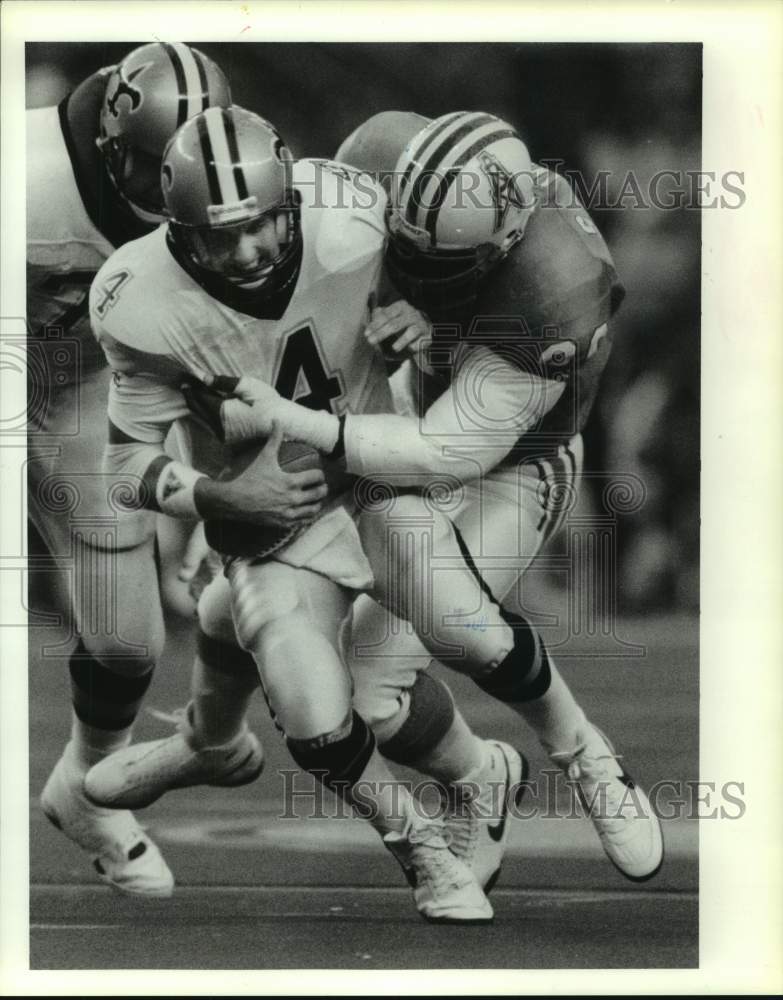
[387,111,536,309]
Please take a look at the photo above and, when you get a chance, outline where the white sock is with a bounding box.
[516,660,587,756]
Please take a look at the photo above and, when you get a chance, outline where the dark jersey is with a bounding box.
[58,69,150,250]
[405,167,624,459]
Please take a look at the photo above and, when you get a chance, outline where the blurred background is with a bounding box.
[26,42,701,615]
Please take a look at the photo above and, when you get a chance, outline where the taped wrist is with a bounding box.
[273,396,340,454]
[154,460,207,518]
[286,710,375,796]
[221,397,270,445]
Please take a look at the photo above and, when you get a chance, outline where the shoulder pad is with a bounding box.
[297,159,387,267]
[468,173,625,374]
[89,230,198,357]
[295,158,387,219]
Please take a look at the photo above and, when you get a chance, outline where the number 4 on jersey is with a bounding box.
[275,325,344,412]
[94,269,132,319]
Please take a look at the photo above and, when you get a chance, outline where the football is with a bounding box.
[204,439,325,559]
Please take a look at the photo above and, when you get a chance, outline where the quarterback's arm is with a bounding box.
[221,346,565,484]
[104,367,210,520]
[105,364,327,526]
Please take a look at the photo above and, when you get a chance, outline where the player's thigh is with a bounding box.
[198,570,240,645]
[449,473,543,607]
[28,366,155,555]
[348,593,432,727]
[358,492,456,615]
[71,533,164,674]
[449,444,582,606]
[228,559,354,734]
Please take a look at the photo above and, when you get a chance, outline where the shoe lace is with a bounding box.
[147,706,188,730]
[405,816,450,848]
[552,742,630,830]
[405,819,468,893]
[443,785,480,862]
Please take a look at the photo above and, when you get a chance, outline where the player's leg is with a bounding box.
[447,457,663,881]
[359,442,662,881]
[154,516,211,620]
[228,558,491,923]
[85,570,265,809]
[349,551,526,891]
[31,366,174,895]
[349,593,493,797]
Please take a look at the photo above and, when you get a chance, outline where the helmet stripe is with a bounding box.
[204,111,241,205]
[190,47,211,112]
[196,113,223,206]
[397,110,467,198]
[222,109,250,200]
[423,127,517,240]
[161,42,189,127]
[172,43,205,122]
[403,113,499,227]
[421,166,462,241]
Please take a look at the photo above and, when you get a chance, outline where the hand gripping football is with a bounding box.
[204,438,324,559]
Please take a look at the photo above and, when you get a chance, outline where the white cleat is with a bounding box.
[84,705,265,810]
[551,725,664,882]
[384,816,493,924]
[40,742,174,898]
[443,741,528,892]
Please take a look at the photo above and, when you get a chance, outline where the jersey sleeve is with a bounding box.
[106,367,190,444]
[343,345,565,483]
[93,318,193,490]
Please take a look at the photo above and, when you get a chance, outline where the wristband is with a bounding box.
[155,461,207,518]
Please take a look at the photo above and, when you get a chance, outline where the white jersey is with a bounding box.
[91,159,391,581]
[27,105,115,272]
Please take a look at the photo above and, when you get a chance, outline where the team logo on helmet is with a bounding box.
[106,63,149,118]
[478,151,530,234]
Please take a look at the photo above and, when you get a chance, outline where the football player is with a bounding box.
[83,106,494,923]
[28,42,239,897]
[194,110,665,885]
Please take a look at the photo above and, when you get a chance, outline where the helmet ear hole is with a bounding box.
[275,211,288,243]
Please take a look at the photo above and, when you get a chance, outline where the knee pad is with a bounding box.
[69,638,154,730]
[474,609,553,703]
[379,672,456,766]
[196,628,258,679]
[227,559,300,651]
[286,711,375,795]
